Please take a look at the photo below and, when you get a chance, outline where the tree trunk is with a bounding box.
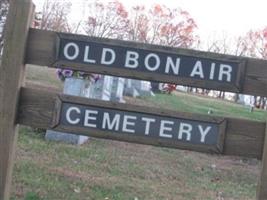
[260,97,266,109]
[150,81,160,93]
[254,96,258,107]
[218,91,225,99]
[233,93,239,102]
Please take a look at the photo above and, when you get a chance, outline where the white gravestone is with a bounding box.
[89,75,113,101]
[124,79,140,97]
[45,77,91,144]
[45,75,126,144]
[124,79,153,97]
[111,77,125,103]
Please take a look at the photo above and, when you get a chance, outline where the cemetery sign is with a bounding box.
[26,29,247,93]
[55,34,245,92]
[50,94,227,153]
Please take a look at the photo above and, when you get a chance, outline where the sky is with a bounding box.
[32,0,267,41]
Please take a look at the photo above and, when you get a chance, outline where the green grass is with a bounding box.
[142,92,267,121]
[11,127,259,200]
[25,65,63,89]
[10,66,265,199]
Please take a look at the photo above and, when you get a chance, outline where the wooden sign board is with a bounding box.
[55,34,245,92]
[50,94,227,153]
[26,29,247,93]
[18,87,265,159]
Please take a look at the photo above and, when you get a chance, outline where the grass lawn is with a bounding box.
[12,127,259,200]
[140,91,267,122]
[10,66,267,199]
[25,65,63,89]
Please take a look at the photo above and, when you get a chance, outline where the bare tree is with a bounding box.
[37,0,71,32]
[127,4,199,47]
[126,4,199,92]
[83,1,129,39]
[203,34,251,100]
[127,5,149,42]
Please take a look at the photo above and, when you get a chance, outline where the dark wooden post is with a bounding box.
[0,0,34,199]
[257,123,267,199]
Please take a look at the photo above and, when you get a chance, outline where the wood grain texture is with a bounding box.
[26,28,246,93]
[223,118,265,158]
[257,123,267,199]
[18,87,226,154]
[0,1,34,199]
[243,58,267,97]
[18,87,266,159]
[25,29,57,66]
[25,29,267,96]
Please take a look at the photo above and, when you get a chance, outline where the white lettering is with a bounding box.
[84,110,98,128]
[190,61,204,78]
[209,63,216,80]
[178,123,192,141]
[198,125,212,143]
[63,42,79,60]
[66,106,81,125]
[159,120,174,138]
[101,48,116,65]
[144,53,160,71]
[219,64,232,82]
[165,57,180,75]
[102,113,120,131]
[83,46,96,63]
[125,51,139,68]
[122,115,136,133]
[141,117,156,135]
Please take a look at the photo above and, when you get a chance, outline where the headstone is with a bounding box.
[244,95,255,107]
[124,79,140,97]
[101,75,113,101]
[237,94,255,112]
[45,77,91,144]
[45,75,115,144]
[176,85,187,92]
[111,77,125,103]
[124,79,153,97]
[88,75,113,100]
[139,80,153,96]
[237,94,245,104]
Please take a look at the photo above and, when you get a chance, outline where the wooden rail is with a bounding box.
[18,87,265,159]
[25,28,267,97]
[0,1,34,199]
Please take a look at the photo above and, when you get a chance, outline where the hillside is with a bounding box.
[10,65,267,200]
